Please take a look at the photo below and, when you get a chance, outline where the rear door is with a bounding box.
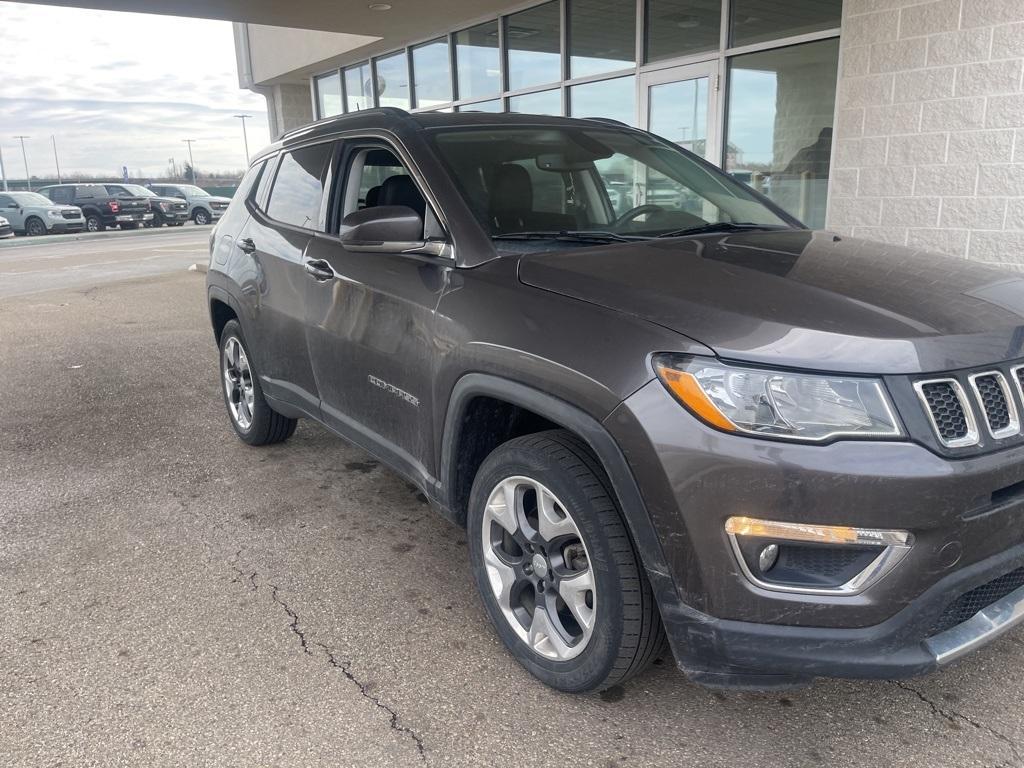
[303,139,453,488]
[237,141,334,415]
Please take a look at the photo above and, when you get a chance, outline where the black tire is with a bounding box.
[85,214,104,232]
[25,217,46,237]
[193,208,211,225]
[218,319,297,446]
[467,430,664,693]
[122,222,140,230]
[170,221,185,227]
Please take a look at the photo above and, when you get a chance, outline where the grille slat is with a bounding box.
[966,374,1015,436]
[917,380,975,447]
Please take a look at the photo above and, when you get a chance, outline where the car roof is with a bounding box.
[253,107,636,162]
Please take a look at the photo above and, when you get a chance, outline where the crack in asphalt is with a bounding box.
[890,680,1022,765]
[229,553,427,762]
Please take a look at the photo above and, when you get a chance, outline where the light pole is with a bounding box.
[182,139,197,183]
[0,144,7,192]
[233,114,252,163]
[51,135,62,184]
[14,135,31,191]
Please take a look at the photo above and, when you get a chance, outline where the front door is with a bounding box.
[303,141,451,491]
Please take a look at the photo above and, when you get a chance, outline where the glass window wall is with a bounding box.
[375,51,410,109]
[506,2,562,91]
[569,0,635,78]
[412,39,452,108]
[456,21,501,100]
[344,63,372,112]
[315,72,342,118]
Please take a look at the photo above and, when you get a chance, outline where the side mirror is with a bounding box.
[340,205,445,255]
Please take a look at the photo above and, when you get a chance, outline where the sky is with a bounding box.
[0,2,271,179]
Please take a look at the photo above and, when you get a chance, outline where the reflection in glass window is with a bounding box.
[456,99,504,112]
[456,21,500,100]
[509,88,562,116]
[569,75,636,126]
[267,144,332,230]
[569,0,635,78]
[648,77,709,157]
[725,39,839,228]
[731,0,841,47]
[315,71,342,118]
[345,63,372,112]
[506,2,561,91]
[646,0,721,63]
[376,52,410,109]
[412,39,452,108]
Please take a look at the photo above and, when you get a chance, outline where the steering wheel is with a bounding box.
[612,204,666,229]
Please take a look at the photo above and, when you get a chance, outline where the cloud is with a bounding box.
[0,3,272,177]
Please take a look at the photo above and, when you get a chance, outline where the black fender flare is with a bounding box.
[438,373,684,625]
[207,284,245,342]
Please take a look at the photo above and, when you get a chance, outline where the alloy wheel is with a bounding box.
[222,336,255,430]
[481,476,596,661]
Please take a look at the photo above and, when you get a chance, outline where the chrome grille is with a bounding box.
[969,372,1018,438]
[914,378,978,448]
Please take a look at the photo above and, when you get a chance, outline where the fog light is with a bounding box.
[758,543,779,573]
[725,516,912,596]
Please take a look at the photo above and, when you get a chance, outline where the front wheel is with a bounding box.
[25,217,46,237]
[467,430,664,693]
[219,320,297,445]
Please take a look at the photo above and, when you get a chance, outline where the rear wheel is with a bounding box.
[122,222,140,230]
[194,208,211,225]
[219,320,297,446]
[85,214,104,232]
[25,217,46,237]
[467,430,663,693]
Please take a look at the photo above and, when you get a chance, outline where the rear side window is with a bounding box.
[48,187,71,204]
[76,185,107,199]
[267,143,332,230]
[236,159,268,205]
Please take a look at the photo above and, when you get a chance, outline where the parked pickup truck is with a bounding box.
[37,183,153,232]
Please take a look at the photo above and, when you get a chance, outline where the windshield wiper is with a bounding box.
[656,222,791,239]
[492,230,651,243]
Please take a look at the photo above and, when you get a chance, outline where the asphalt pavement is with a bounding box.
[1,236,1023,766]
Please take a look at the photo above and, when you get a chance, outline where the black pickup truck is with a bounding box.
[37,184,154,232]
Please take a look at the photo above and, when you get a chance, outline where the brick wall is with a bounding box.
[828,0,1024,270]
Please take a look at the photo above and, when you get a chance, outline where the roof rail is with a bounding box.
[583,117,630,128]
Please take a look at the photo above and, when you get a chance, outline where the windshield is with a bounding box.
[122,184,156,197]
[177,185,210,197]
[11,192,53,206]
[429,126,792,242]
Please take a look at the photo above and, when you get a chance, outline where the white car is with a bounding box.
[0,215,13,239]
[0,191,85,236]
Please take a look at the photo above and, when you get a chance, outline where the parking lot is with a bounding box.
[2,231,1024,767]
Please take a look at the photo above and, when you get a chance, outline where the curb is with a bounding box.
[0,223,206,249]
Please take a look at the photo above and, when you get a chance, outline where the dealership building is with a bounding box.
[230,0,1024,267]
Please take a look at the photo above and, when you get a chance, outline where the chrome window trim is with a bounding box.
[913,377,980,448]
[967,370,1020,440]
[726,531,912,597]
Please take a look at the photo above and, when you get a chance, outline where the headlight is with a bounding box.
[159,202,171,211]
[654,355,902,443]
[47,210,63,218]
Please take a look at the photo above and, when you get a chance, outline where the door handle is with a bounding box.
[304,258,335,281]
[237,237,256,254]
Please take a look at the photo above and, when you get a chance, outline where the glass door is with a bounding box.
[637,62,721,221]
[640,62,720,162]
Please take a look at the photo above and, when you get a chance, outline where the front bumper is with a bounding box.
[607,379,1024,686]
[47,220,84,233]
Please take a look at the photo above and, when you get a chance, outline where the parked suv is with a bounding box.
[37,183,152,232]
[147,183,229,225]
[103,184,188,227]
[0,191,85,236]
[207,109,1024,693]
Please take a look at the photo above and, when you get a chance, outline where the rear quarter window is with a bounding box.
[266,143,332,231]
[76,185,108,199]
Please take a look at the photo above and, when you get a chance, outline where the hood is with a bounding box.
[517,230,1024,375]
[206,196,231,204]
[149,195,186,205]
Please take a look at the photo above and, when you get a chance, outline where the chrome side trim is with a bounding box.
[967,371,1020,439]
[925,583,1024,665]
[913,377,980,448]
[726,533,913,596]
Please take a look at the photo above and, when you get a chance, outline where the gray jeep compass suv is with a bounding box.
[207,108,1024,693]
